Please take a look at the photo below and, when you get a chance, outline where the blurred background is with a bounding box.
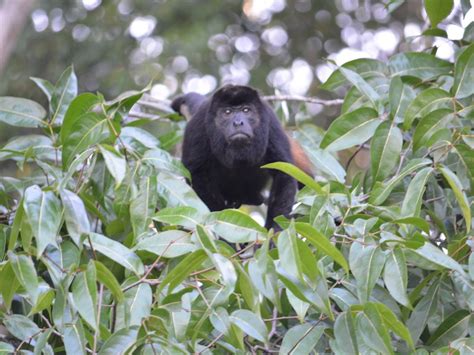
[0,0,471,148]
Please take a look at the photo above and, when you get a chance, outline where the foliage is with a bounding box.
[0,5,473,355]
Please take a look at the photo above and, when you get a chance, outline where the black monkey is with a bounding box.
[172,85,311,230]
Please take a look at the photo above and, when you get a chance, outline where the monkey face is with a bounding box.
[215,104,259,144]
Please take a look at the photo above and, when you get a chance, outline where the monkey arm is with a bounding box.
[264,117,298,230]
[190,168,227,211]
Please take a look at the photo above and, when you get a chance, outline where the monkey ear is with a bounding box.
[170,95,195,121]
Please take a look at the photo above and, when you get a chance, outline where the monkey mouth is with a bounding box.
[229,132,251,141]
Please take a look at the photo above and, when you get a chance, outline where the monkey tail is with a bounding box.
[288,135,314,177]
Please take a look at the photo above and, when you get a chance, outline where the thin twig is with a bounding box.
[122,235,187,292]
[263,95,343,106]
[395,141,412,176]
[345,142,368,171]
[86,234,97,260]
[138,94,343,116]
[190,241,257,276]
[198,333,224,353]
[268,307,279,341]
[128,111,165,120]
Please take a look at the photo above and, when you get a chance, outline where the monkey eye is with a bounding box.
[242,107,251,113]
[224,108,232,115]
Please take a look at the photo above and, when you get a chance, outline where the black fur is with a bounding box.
[173,85,297,230]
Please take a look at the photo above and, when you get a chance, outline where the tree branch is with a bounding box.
[0,0,35,76]
[262,94,343,106]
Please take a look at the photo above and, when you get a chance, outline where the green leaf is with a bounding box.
[87,233,144,275]
[413,109,452,152]
[30,289,55,315]
[72,262,98,330]
[94,260,124,303]
[371,121,403,183]
[339,67,381,108]
[98,326,139,355]
[130,175,158,238]
[60,189,91,247]
[60,93,101,145]
[0,262,20,310]
[142,148,190,179]
[153,206,204,229]
[62,112,110,169]
[210,307,244,350]
[195,224,218,253]
[332,311,358,354]
[50,66,78,126]
[286,289,310,321]
[439,165,471,232]
[31,76,55,101]
[207,209,267,243]
[99,144,126,186]
[156,249,208,295]
[115,283,152,329]
[422,28,448,37]
[455,143,474,190]
[293,126,346,182]
[453,43,474,99]
[3,314,41,341]
[389,53,452,81]
[295,222,349,273]
[134,230,196,258]
[321,58,388,91]
[23,185,61,257]
[403,88,452,130]
[230,310,268,344]
[320,107,380,152]
[278,223,304,282]
[349,242,386,303]
[0,342,15,353]
[8,251,39,304]
[400,167,433,218]
[262,162,323,193]
[329,288,359,311]
[389,76,416,123]
[411,242,465,273]
[280,324,324,355]
[157,172,209,213]
[424,0,454,27]
[407,280,440,342]
[0,97,47,127]
[383,247,411,308]
[304,147,346,182]
[369,158,432,205]
[59,147,96,191]
[212,253,237,300]
[452,271,474,311]
[106,87,149,115]
[356,309,394,355]
[469,252,474,280]
[248,243,280,309]
[372,302,414,348]
[0,134,55,162]
[63,320,87,355]
[427,309,470,347]
[278,267,333,319]
[120,126,160,149]
[33,327,53,355]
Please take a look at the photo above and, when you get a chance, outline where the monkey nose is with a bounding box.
[233,119,244,127]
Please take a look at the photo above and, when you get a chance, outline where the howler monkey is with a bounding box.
[172,85,312,230]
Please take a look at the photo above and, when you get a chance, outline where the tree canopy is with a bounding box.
[0,0,473,354]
